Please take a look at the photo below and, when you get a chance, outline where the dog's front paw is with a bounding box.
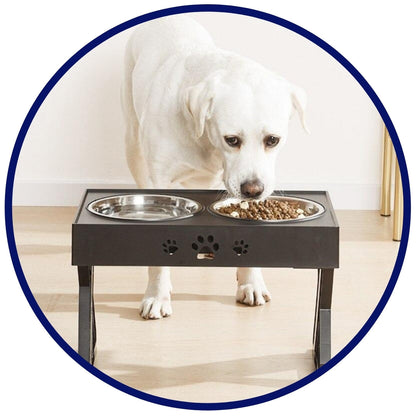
[139,296,172,319]
[236,284,271,306]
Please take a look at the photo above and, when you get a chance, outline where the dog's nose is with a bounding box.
[240,180,264,198]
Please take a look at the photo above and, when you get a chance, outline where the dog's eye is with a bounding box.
[224,136,241,148]
[264,135,280,148]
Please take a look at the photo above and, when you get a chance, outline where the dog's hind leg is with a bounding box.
[122,36,173,319]
[236,267,271,306]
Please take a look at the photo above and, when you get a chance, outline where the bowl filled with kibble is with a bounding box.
[209,195,326,223]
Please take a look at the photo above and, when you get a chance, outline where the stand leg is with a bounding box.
[313,268,334,369]
[78,266,96,364]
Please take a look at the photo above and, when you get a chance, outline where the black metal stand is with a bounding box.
[78,266,96,364]
[73,189,339,368]
[313,268,334,368]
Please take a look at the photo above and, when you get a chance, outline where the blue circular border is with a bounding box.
[4,4,411,411]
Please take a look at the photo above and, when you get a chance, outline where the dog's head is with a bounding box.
[182,66,309,199]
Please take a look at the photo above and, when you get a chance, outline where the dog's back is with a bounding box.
[121,16,215,187]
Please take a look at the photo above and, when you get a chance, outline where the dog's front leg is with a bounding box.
[236,267,271,306]
[139,266,172,319]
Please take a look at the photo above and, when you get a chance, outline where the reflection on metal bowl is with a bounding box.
[87,194,203,221]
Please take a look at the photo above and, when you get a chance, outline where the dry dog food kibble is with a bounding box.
[217,199,310,221]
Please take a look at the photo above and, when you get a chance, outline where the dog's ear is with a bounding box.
[182,71,223,139]
[291,84,310,134]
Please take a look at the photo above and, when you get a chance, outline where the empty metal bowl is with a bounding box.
[209,195,326,223]
[87,194,203,221]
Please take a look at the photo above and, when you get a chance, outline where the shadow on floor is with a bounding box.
[95,349,315,394]
[34,292,238,320]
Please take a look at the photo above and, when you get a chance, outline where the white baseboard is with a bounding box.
[12,180,382,210]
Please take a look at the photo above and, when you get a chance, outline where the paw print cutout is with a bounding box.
[162,239,178,255]
[233,240,249,256]
[192,235,219,259]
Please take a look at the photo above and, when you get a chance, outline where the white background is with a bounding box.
[12,6,383,209]
[1,1,415,415]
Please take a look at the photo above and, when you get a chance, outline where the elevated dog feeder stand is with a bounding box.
[72,189,339,369]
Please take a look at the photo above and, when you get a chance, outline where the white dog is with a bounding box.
[122,16,308,319]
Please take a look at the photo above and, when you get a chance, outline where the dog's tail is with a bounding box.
[121,34,150,188]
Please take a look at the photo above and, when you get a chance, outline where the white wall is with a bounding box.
[13,12,384,208]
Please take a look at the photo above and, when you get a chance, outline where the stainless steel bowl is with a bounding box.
[87,194,203,221]
[209,195,325,223]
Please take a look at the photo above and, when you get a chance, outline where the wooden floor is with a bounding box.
[13,207,399,403]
